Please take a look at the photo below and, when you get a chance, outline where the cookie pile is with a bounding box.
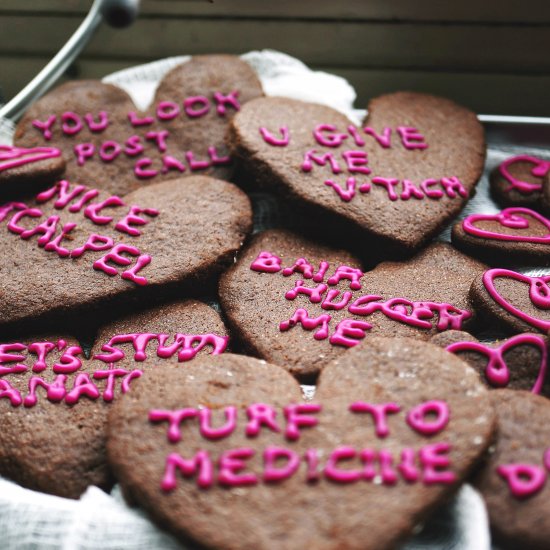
[0,54,548,550]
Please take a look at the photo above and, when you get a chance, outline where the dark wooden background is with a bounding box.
[2,0,550,116]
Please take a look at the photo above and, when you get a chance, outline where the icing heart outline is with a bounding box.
[0,145,61,173]
[462,207,550,244]
[499,155,550,194]
[482,269,550,332]
[446,333,548,393]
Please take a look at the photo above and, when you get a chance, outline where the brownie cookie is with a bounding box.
[474,390,550,550]
[219,229,486,380]
[0,300,229,498]
[470,268,550,334]
[227,93,485,254]
[431,330,549,395]
[490,155,550,209]
[0,144,65,201]
[451,207,550,266]
[0,175,252,331]
[14,56,264,196]
[107,338,495,550]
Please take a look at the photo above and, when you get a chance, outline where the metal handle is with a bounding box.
[0,0,139,122]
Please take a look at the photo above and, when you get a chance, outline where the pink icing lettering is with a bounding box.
[185,151,210,171]
[65,373,100,405]
[279,308,331,340]
[440,176,468,199]
[20,215,59,246]
[482,269,550,333]
[218,448,258,487]
[125,135,145,157]
[347,125,365,147]
[282,257,314,279]
[156,333,228,361]
[94,333,154,363]
[497,463,547,498]
[128,112,154,127]
[199,407,237,440]
[342,150,371,175]
[263,447,300,482]
[0,202,26,222]
[329,319,372,347]
[301,150,342,174]
[183,96,210,118]
[305,448,321,482]
[421,179,444,199]
[161,155,186,174]
[363,127,391,148]
[145,130,169,153]
[44,222,77,257]
[324,446,361,483]
[23,375,67,407]
[74,143,95,166]
[250,251,282,273]
[327,265,363,290]
[27,341,56,372]
[284,403,321,441]
[53,344,83,374]
[161,451,213,491]
[115,205,159,237]
[313,261,330,282]
[120,253,152,286]
[325,177,357,202]
[92,368,138,402]
[259,126,290,146]
[0,343,27,376]
[321,289,353,311]
[400,179,425,200]
[397,126,428,150]
[420,443,455,485]
[313,124,348,148]
[360,449,377,480]
[0,145,61,172]
[378,450,398,485]
[93,243,141,276]
[207,146,231,166]
[37,180,87,209]
[99,141,122,163]
[246,403,281,437]
[84,196,125,224]
[349,402,401,438]
[372,176,400,200]
[499,155,550,194]
[285,280,327,303]
[462,207,550,244]
[0,379,22,407]
[61,112,83,136]
[84,111,109,132]
[156,101,180,121]
[399,448,420,482]
[407,400,450,436]
[149,408,198,443]
[213,90,240,116]
[8,207,42,235]
[32,115,56,140]
[70,234,114,258]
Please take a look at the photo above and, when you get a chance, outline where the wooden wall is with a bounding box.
[1,0,550,116]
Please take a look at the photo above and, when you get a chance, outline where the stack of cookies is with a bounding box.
[0,54,548,550]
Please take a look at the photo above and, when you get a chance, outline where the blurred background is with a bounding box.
[1,0,550,115]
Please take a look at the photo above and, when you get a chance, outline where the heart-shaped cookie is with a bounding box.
[490,155,550,209]
[227,92,485,254]
[470,269,550,334]
[0,299,228,498]
[14,56,264,196]
[474,390,550,550]
[452,207,550,265]
[431,330,549,395]
[107,337,495,550]
[0,175,251,331]
[0,144,65,200]
[219,229,486,380]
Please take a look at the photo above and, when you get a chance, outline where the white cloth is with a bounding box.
[2,48,547,549]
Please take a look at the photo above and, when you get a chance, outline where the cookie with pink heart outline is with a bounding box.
[431,330,549,396]
[107,337,495,550]
[0,175,251,332]
[14,55,264,196]
[490,155,550,209]
[0,144,65,199]
[219,229,486,381]
[0,300,228,498]
[474,390,550,550]
[451,207,550,265]
[227,93,485,254]
[470,268,550,335]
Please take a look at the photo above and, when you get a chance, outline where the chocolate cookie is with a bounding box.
[543,172,550,213]
[470,268,550,334]
[219,229,486,380]
[0,175,252,331]
[431,330,549,395]
[490,155,550,209]
[474,390,550,550]
[0,144,65,200]
[227,93,485,254]
[14,55,264,196]
[451,207,550,265]
[0,300,229,498]
[107,338,495,550]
